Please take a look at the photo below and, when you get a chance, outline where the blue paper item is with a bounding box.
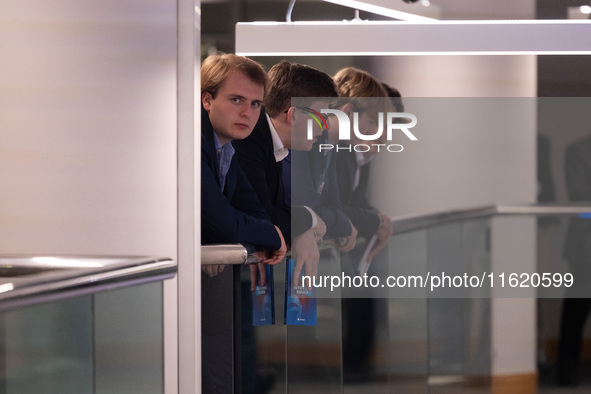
[252,265,274,326]
[284,258,317,326]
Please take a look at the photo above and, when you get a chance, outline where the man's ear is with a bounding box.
[285,106,295,125]
[341,103,355,118]
[202,91,213,111]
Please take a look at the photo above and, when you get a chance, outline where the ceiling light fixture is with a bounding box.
[322,0,435,21]
[236,20,591,56]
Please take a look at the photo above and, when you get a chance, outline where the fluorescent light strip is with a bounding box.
[236,20,591,56]
[243,19,591,26]
[238,51,591,56]
[322,0,436,21]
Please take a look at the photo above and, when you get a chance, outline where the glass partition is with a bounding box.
[0,282,164,394]
[232,207,591,393]
[382,229,429,394]
[241,247,343,394]
[0,296,94,393]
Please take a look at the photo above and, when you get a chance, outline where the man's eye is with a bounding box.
[252,102,261,109]
[230,97,241,104]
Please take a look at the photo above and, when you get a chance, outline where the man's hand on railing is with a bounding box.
[262,226,287,265]
[366,213,393,263]
[202,264,225,277]
[291,228,320,288]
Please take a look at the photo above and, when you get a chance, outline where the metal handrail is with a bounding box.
[202,244,248,265]
[201,243,339,265]
[0,255,176,311]
[390,203,591,235]
[201,203,591,265]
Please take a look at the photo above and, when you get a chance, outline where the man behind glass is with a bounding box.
[200,53,286,393]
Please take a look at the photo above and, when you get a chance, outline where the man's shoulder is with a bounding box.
[201,106,216,145]
[250,111,273,141]
[233,112,273,152]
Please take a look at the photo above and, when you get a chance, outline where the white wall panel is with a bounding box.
[0,1,178,391]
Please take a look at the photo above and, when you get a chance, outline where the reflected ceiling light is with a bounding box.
[0,283,14,294]
[31,256,104,268]
[581,5,591,14]
[322,0,436,21]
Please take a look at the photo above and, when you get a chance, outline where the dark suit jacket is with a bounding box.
[564,135,591,265]
[290,133,352,238]
[336,149,381,239]
[537,135,556,202]
[233,111,313,243]
[200,106,280,250]
[202,105,284,394]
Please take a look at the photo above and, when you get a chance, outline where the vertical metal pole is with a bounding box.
[233,265,243,394]
[177,0,201,392]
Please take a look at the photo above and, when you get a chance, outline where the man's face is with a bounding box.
[290,100,329,151]
[351,110,386,153]
[202,70,264,145]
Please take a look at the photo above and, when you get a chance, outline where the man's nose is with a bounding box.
[239,104,253,118]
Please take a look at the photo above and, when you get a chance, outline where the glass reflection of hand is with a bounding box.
[312,215,327,241]
[249,262,266,292]
[291,229,320,288]
[367,213,393,263]
[338,221,358,252]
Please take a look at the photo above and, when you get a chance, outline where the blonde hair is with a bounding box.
[333,67,391,116]
[201,53,268,97]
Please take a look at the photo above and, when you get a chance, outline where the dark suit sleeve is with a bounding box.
[233,129,293,242]
[234,118,315,242]
[201,139,280,251]
[291,149,352,238]
[339,163,381,239]
[537,135,555,202]
[565,142,591,201]
[343,206,380,239]
[291,206,314,236]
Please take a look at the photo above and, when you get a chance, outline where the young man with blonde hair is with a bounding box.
[201,53,286,264]
[200,53,286,394]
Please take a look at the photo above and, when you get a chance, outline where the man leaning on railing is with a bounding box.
[200,53,286,394]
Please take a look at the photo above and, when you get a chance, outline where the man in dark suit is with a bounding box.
[234,61,353,279]
[290,135,357,246]
[200,53,286,258]
[233,61,344,393]
[233,105,323,244]
[330,70,394,263]
[200,53,286,394]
